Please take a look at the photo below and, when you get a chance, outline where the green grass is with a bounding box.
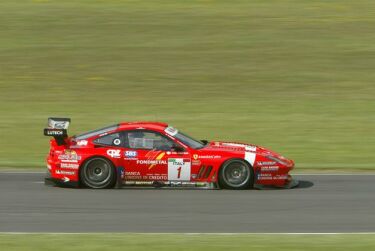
[0,0,374,169]
[0,234,374,251]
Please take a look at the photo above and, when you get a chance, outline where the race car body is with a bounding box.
[44,118,297,189]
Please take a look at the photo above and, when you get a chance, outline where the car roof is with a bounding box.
[118,121,168,131]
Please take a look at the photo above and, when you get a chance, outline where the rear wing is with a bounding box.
[44,118,71,146]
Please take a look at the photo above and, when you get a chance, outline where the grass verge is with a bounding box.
[0,233,375,251]
[1,0,374,169]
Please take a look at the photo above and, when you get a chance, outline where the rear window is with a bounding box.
[74,124,119,140]
[93,132,121,146]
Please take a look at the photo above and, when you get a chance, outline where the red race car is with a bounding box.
[44,118,298,189]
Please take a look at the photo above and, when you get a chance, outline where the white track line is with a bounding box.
[0,232,375,235]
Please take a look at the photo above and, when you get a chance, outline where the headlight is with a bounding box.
[266,155,289,166]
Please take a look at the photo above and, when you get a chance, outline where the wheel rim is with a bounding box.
[84,158,112,187]
[223,161,250,188]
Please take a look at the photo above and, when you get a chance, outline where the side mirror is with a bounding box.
[201,139,209,145]
[172,145,185,152]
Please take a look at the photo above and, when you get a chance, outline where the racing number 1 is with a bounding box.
[168,158,191,181]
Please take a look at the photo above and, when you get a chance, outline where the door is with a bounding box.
[122,130,191,182]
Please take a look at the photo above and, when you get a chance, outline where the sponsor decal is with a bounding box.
[125,171,141,176]
[245,146,257,152]
[245,151,256,166]
[164,126,178,136]
[191,174,197,179]
[124,150,138,159]
[58,150,81,162]
[192,160,201,166]
[257,173,287,180]
[113,138,121,146]
[76,140,88,146]
[137,159,167,165]
[118,167,125,179]
[144,175,168,181]
[260,166,279,171]
[197,155,221,159]
[257,161,277,166]
[222,143,246,147]
[56,170,75,175]
[193,154,198,160]
[107,149,121,158]
[124,171,141,180]
[168,158,191,181]
[222,143,257,152]
[166,151,188,155]
[257,173,272,180]
[54,122,68,129]
[60,163,79,169]
[146,152,166,170]
[45,130,64,136]
[60,159,79,163]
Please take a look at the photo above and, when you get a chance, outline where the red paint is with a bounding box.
[46,122,295,187]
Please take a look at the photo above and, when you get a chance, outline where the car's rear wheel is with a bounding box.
[80,157,116,189]
[219,159,254,189]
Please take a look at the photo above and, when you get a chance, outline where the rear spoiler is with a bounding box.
[44,118,71,146]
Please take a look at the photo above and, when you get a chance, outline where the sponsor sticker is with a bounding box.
[56,170,75,175]
[192,160,201,166]
[113,138,121,146]
[125,171,141,176]
[124,150,137,158]
[107,149,121,158]
[260,166,279,171]
[222,143,257,152]
[164,126,178,136]
[58,150,81,162]
[257,173,287,180]
[144,175,168,181]
[76,140,88,146]
[257,161,277,166]
[197,155,221,159]
[168,158,191,181]
[60,163,79,169]
[46,130,64,136]
[136,159,167,165]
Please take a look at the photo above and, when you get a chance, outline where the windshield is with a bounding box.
[165,126,205,149]
[74,124,119,140]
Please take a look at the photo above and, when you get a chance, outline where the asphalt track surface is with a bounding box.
[0,172,374,233]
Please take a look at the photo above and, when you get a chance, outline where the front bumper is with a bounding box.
[254,177,299,190]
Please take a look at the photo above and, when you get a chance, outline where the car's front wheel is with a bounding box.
[219,159,254,189]
[80,157,116,189]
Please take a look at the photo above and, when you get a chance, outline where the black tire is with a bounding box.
[80,157,116,189]
[218,159,254,189]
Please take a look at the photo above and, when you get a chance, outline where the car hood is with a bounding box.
[202,141,278,156]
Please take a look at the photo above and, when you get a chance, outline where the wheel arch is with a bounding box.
[78,155,117,187]
[217,157,255,189]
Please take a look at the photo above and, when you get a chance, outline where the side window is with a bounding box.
[126,131,175,151]
[93,132,123,147]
